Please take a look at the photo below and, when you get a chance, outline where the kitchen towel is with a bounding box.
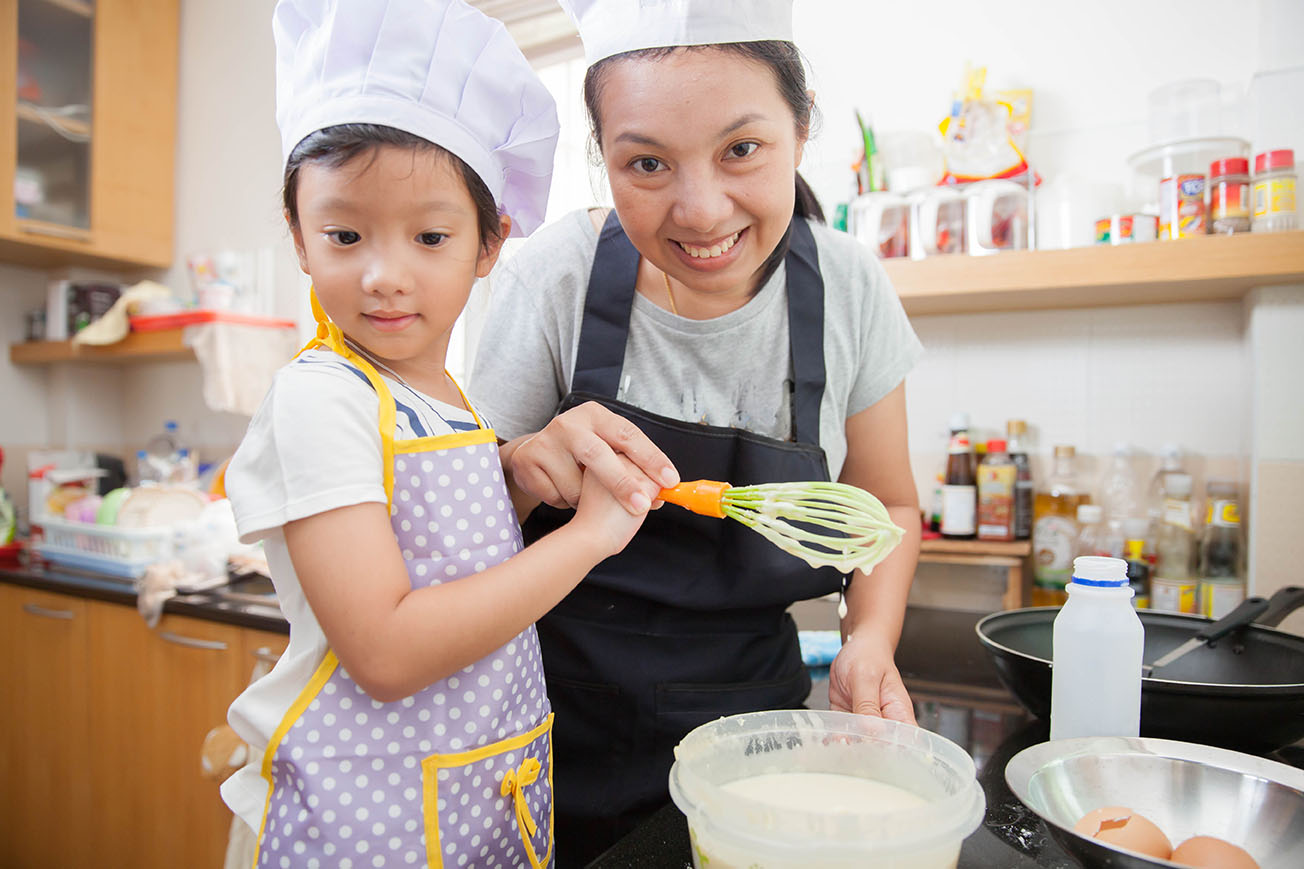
[185,322,300,416]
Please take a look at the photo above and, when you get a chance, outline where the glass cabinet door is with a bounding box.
[15,0,93,230]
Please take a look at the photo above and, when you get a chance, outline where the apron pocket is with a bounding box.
[421,712,554,869]
[544,675,632,815]
[653,666,811,736]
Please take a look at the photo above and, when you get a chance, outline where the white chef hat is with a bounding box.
[274,0,559,236]
[558,0,794,67]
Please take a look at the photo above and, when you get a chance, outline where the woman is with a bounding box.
[471,1,924,862]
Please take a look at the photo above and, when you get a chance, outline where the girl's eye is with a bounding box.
[418,232,446,247]
[632,157,663,174]
[327,230,360,245]
[728,141,759,159]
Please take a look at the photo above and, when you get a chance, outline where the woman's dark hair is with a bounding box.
[282,124,504,250]
[583,41,824,291]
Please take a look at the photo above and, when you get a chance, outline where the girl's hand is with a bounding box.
[508,401,678,514]
[828,632,917,725]
[570,457,650,556]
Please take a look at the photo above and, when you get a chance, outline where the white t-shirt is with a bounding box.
[468,210,923,479]
[219,344,482,833]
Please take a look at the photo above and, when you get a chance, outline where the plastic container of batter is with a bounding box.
[668,710,985,869]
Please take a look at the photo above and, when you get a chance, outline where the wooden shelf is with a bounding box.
[883,230,1304,315]
[16,103,91,139]
[918,538,1032,610]
[10,329,194,365]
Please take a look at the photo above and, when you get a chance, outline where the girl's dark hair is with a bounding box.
[282,124,504,250]
[583,41,824,291]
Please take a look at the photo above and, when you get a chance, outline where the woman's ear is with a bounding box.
[794,88,815,167]
[288,214,310,275]
[475,214,513,278]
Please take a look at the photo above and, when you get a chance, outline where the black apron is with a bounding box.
[523,212,844,866]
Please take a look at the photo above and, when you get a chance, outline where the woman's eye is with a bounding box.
[418,232,446,247]
[327,230,360,245]
[633,157,663,174]
[728,141,759,159]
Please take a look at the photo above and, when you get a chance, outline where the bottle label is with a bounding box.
[1151,577,1198,614]
[1206,499,1241,527]
[1200,580,1245,619]
[941,485,976,535]
[1034,515,1077,584]
[1252,176,1297,219]
[1162,498,1192,530]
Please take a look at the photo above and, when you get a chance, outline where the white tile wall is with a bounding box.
[1246,285,1304,464]
[907,301,1248,466]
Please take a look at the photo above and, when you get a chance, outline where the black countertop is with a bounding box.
[0,561,288,634]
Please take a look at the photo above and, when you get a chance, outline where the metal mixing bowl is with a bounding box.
[1004,736,1304,868]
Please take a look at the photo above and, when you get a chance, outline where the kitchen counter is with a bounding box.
[0,561,288,634]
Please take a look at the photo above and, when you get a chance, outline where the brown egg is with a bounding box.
[1072,806,1173,860]
[1170,836,1260,869]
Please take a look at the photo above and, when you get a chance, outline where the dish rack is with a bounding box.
[35,517,173,580]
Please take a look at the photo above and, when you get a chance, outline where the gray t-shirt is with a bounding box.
[468,210,923,479]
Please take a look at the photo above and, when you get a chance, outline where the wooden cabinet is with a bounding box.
[0,584,94,869]
[0,0,179,270]
[0,582,290,868]
[88,603,250,869]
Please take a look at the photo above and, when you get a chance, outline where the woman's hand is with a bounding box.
[505,400,679,515]
[828,632,917,725]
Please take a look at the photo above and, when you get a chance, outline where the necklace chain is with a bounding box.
[662,270,679,316]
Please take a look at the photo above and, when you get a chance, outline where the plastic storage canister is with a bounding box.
[1252,149,1297,232]
[1050,556,1144,741]
[1208,157,1251,234]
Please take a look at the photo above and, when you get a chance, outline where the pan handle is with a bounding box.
[1194,596,1270,643]
[1253,585,1304,628]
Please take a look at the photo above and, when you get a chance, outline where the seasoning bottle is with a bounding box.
[1050,556,1144,740]
[941,420,977,539]
[1199,480,1245,618]
[1159,174,1206,239]
[1122,519,1152,609]
[1252,149,1298,233]
[1006,419,1034,540]
[1151,472,1197,613]
[977,439,1016,542]
[1032,445,1089,606]
[1074,504,1106,559]
[1208,157,1251,234]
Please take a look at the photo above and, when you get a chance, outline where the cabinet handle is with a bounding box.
[22,603,76,620]
[159,631,228,651]
[19,222,92,242]
[253,647,282,665]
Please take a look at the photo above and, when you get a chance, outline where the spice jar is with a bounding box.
[1208,157,1251,234]
[1252,149,1298,233]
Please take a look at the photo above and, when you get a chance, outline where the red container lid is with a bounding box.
[1255,149,1295,174]
[1209,157,1248,178]
[986,439,1007,452]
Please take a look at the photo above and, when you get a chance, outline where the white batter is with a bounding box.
[721,772,927,814]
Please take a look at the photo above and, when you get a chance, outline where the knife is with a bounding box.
[1142,596,1270,677]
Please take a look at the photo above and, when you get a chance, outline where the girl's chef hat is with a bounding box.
[558,0,794,66]
[274,0,559,236]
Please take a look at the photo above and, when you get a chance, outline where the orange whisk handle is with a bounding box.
[658,480,731,518]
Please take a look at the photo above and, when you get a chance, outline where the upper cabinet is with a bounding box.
[0,0,179,270]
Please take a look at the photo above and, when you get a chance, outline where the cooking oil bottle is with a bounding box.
[1032,445,1090,606]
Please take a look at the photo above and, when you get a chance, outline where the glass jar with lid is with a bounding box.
[1208,157,1251,234]
[1252,149,1298,232]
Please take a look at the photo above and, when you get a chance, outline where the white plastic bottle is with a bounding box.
[1050,556,1144,740]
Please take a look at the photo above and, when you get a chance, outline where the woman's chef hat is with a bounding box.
[558,0,794,66]
[274,0,559,236]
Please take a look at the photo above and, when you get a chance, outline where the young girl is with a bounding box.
[220,2,655,865]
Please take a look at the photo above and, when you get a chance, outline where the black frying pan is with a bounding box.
[975,586,1304,754]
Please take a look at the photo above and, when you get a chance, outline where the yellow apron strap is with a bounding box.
[499,756,544,869]
[301,287,399,508]
[445,371,485,430]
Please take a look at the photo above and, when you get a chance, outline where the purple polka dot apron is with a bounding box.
[251,295,554,869]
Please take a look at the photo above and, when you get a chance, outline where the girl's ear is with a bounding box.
[288,213,310,275]
[475,214,513,278]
